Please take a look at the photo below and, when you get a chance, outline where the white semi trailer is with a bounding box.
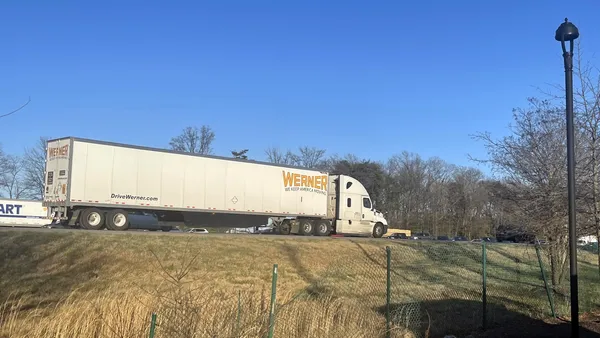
[43,137,388,237]
[0,198,51,227]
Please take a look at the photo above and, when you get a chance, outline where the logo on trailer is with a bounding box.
[0,204,23,215]
[48,144,70,160]
[282,170,328,195]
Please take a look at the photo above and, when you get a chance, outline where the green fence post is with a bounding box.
[236,290,242,337]
[535,243,556,318]
[148,312,157,338]
[386,246,392,338]
[482,241,487,331]
[267,264,278,338]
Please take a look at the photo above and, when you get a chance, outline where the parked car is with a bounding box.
[436,235,451,241]
[453,236,469,242]
[411,232,434,240]
[187,228,209,234]
[389,233,408,240]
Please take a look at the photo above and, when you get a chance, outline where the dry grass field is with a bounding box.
[0,230,598,338]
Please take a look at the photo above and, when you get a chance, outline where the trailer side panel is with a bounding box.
[68,140,328,217]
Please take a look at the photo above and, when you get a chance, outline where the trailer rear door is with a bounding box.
[45,138,71,203]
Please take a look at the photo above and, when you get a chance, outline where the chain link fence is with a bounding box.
[533,243,600,320]
[78,239,599,338]
[387,241,484,338]
[577,244,600,316]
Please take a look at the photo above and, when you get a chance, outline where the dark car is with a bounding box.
[453,236,469,242]
[411,232,434,240]
[436,235,451,241]
[389,233,408,240]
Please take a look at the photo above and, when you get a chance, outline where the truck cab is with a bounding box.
[328,175,388,237]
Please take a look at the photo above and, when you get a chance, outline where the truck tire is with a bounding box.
[278,220,292,235]
[106,209,129,231]
[80,208,105,230]
[372,222,385,238]
[161,226,172,232]
[299,220,314,236]
[315,220,331,236]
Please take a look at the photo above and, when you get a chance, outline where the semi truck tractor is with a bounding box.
[43,137,388,237]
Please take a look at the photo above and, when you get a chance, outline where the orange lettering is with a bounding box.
[48,145,69,159]
[315,176,321,189]
[293,174,300,186]
[307,176,314,188]
[282,171,294,187]
[282,170,328,191]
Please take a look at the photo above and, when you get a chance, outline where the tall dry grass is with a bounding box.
[0,288,413,338]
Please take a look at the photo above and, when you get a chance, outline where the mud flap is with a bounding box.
[68,209,81,226]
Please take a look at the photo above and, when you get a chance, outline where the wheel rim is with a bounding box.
[303,223,312,233]
[319,224,327,234]
[375,226,383,236]
[87,212,101,226]
[113,213,127,227]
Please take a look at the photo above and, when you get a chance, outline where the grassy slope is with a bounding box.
[0,231,597,338]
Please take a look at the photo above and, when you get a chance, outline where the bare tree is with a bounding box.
[265,147,299,166]
[571,43,600,276]
[0,146,7,196]
[385,152,429,230]
[447,166,487,239]
[471,97,584,285]
[539,41,600,275]
[22,137,48,200]
[297,146,326,169]
[424,157,453,236]
[169,126,215,154]
[0,155,28,199]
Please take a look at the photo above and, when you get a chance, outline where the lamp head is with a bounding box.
[555,18,579,42]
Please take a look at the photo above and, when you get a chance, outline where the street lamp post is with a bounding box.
[555,18,579,337]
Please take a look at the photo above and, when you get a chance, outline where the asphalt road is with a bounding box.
[0,224,535,245]
[0,224,380,241]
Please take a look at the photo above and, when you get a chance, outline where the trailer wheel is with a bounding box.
[372,222,385,238]
[106,209,129,231]
[299,220,314,236]
[315,220,331,236]
[80,208,105,230]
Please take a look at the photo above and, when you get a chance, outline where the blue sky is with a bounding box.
[2,0,599,175]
